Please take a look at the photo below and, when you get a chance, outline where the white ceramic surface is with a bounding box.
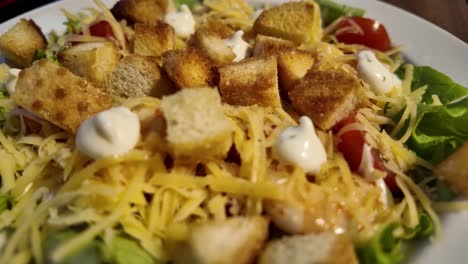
[0,0,467,263]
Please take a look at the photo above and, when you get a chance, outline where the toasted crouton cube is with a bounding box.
[0,19,47,68]
[289,68,364,130]
[172,217,269,264]
[111,0,172,25]
[254,2,322,44]
[258,233,358,264]
[134,22,175,57]
[57,42,119,86]
[197,17,235,39]
[12,59,112,133]
[435,142,468,197]
[191,30,236,65]
[162,48,215,89]
[161,88,232,162]
[252,35,296,57]
[218,56,281,107]
[277,49,315,93]
[107,54,175,98]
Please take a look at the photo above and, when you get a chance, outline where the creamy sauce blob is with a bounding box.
[376,178,393,207]
[357,50,402,95]
[359,143,375,181]
[6,68,21,95]
[275,116,327,174]
[359,144,393,207]
[224,30,249,62]
[76,107,140,159]
[164,4,195,38]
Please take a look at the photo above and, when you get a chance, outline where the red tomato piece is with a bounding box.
[89,20,116,39]
[370,148,400,193]
[335,113,400,193]
[335,113,365,171]
[335,16,392,52]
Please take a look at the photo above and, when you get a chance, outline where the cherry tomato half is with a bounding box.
[334,113,399,193]
[89,20,116,40]
[334,112,364,171]
[335,16,392,52]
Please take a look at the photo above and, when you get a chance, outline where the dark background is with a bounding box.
[0,0,467,43]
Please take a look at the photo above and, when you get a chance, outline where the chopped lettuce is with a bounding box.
[34,49,47,60]
[0,194,14,213]
[409,166,456,202]
[315,0,365,26]
[357,223,405,264]
[393,66,468,165]
[44,230,103,264]
[43,231,163,264]
[109,236,162,264]
[174,0,202,8]
[357,213,434,264]
[0,92,9,125]
[63,19,81,34]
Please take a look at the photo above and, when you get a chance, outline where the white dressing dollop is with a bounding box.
[164,4,195,38]
[76,107,140,159]
[358,144,393,207]
[275,116,327,174]
[359,143,375,181]
[377,178,393,208]
[357,50,402,95]
[6,68,21,95]
[224,30,249,62]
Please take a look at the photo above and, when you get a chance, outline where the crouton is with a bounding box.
[258,233,358,264]
[197,17,235,39]
[277,49,315,93]
[134,22,175,57]
[161,88,232,162]
[162,48,215,89]
[252,35,296,57]
[107,54,175,98]
[12,59,112,133]
[288,68,364,130]
[218,56,281,107]
[435,142,468,197]
[0,19,47,68]
[172,216,269,264]
[254,1,322,44]
[111,0,171,25]
[57,42,119,86]
[191,30,235,65]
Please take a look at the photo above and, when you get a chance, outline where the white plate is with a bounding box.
[1,0,467,263]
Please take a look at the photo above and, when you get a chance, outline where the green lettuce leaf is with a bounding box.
[0,194,14,213]
[315,0,365,26]
[0,91,9,125]
[394,66,468,164]
[357,213,434,264]
[109,236,162,264]
[357,223,404,264]
[173,0,202,8]
[409,166,456,202]
[44,230,103,264]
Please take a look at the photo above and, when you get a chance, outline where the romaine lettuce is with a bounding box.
[357,212,434,264]
[44,230,103,264]
[315,0,365,26]
[0,194,13,213]
[109,236,162,264]
[43,231,163,264]
[173,0,202,8]
[394,66,468,164]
